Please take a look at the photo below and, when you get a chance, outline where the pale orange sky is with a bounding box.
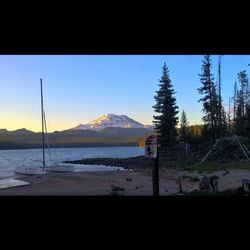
[1,55,247,132]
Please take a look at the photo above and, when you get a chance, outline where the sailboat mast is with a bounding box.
[40,78,45,167]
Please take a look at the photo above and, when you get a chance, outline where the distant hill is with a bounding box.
[0,127,154,149]
[0,128,35,135]
[0,129,8,133]
[11,128,35,135]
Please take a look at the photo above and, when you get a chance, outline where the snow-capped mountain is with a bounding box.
[71,114,153,131]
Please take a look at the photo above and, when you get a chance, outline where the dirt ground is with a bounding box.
[0,168,250,196]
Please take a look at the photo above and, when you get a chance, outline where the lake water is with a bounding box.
[0,147,144,178]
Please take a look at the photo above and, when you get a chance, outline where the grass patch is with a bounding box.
[181,175,199,182]
[183,160,250,173]
[189,188,247,196]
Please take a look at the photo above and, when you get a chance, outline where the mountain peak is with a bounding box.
[71,114,153,131]
[11,128,35,134]
[101,113,119,118]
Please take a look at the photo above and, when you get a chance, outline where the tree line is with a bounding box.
[153,55,250,149]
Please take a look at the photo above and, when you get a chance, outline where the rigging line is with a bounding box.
[47,112,61,165]
[41,79,45,167]
[43,108,60,165]
[43,111,52,164]
[40,95,59,164]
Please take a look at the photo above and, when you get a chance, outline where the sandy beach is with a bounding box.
[1,168,250,195]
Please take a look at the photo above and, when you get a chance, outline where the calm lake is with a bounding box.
[0,146,144,178]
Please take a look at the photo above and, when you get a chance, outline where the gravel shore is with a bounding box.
[0,167,250,195]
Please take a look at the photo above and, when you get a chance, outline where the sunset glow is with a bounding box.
[0,55,249,132]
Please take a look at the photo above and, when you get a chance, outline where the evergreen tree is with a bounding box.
[217,55,222,136]
[221,106,228,136]
[216,55,227,137]
[212,83,220,138]
[198,55,218,141]
[235,71,249,135]
[227,97,232,135]
[153,62,179,148]
[245,102,250,135]
[235,88,244,134]
[180,110,189,142]
[247,65,250,134]
[233,81,238,121]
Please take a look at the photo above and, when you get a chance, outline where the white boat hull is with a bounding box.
[46,165,75,172]
[15,166,46,175]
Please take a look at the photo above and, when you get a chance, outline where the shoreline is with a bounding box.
[63,156,152,171]
[0,167,250,195]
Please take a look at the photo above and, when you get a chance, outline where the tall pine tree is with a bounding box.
[218,55,222,136]
[235,70,249,135]
[153,62,179,148]
[198,55,218,142]
[180,110,189,142]
[233,81,238,122]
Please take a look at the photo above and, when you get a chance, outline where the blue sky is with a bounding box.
[0,55,249,132]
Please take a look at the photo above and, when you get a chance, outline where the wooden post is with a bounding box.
[152,151,159,196]
[177,164,183,193]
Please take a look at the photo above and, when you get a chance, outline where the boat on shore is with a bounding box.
[15,78,75,175]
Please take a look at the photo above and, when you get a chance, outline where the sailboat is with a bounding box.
[38,79,76,172]
[15,79,48,175]
[15,79,75,175]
